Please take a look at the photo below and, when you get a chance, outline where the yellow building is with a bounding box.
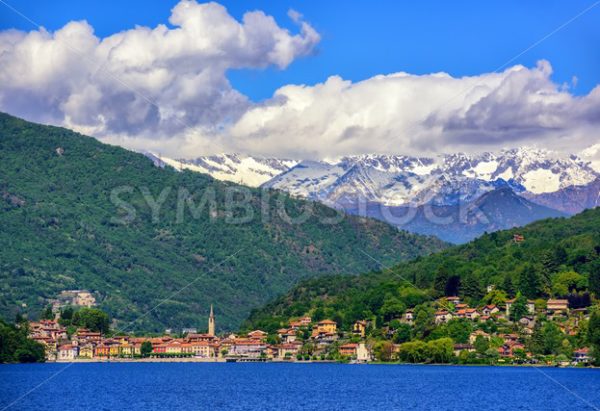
[353,320,367,338]
[119,343,140,357]
[78,344,94,358]
[166,341,183,354]
[317,319,337,334]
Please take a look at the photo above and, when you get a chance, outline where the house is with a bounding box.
[505,299,535,317]
[78,344,94,358]
[498,342,525,358]
[277,342,302,359]
[316,320,337,335]
[315,333,338,345]
[58,344,77,361]
[455,303,468,310]
[434,310,453,324]
[280,329,297,344]
[58,290,96,307]
[546,299,569,313]
[465,309,480,321]
[403,310,414,324]
[500,334,519,344]
[165,340,183,355]
[518,316,536,328]
[573,348,591,364]
[73,329,102,344]
[289,320,303,329]
[468,330,490,345]
[339,343,371,361]
[340,343,359,357]
[455,309,466,319]
[299,316,312,326]
[453,344,475,356]
[446,296,461,305]
[189,341,215,357]
[119,342,139,357]
[482,305,500,316]
[353,320,367,337]
[186,333,217,343]
[247,330,268,341]
[29,319,67,341]
[229,339,267,357]
[355,343,372,362]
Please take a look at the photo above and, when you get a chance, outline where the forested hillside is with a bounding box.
[244,208,600,332]
[0,113,446,330]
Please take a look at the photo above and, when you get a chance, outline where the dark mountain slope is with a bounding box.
[345,188,565,243]
[0,112,447,331]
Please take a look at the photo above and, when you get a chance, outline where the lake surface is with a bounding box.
[1,363,599,410]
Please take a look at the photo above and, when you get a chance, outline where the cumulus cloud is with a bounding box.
[229,61,600,159]
[581,143,600,172]
[0,1,598,160]
[0,0,320,155]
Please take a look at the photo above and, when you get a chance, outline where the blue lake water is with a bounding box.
[1,363,599,411]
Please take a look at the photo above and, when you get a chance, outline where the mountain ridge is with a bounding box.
[0,112,447,331]
[156,149,598,213]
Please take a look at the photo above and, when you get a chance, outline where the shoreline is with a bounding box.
[37,358,597,369]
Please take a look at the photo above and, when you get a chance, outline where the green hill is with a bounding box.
[0,112,446,331]
[243,207,600,332]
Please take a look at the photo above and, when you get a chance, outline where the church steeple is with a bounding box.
[208,304,215,336]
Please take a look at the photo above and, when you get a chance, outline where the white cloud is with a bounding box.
[0,0,319,155]
[228,61,600,159]
[0,2,598,160]
[581,143,600,172]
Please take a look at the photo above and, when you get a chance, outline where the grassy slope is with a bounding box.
[0,112,447,331]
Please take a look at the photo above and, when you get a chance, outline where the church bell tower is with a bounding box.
[208,304,215,336]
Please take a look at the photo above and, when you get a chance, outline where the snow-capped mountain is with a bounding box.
[145,153,297,186]
[146,148,599,243]
[263,148,599,209]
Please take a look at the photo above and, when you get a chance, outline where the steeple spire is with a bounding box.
[208,304,215,336]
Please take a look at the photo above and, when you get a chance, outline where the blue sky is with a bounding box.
[2,0,599,101]
[0,0,599,159]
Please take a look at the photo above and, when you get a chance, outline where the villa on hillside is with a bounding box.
[505,299,535,317]
[547,299,569,313]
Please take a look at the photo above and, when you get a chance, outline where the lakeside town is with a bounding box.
[24,289,596,367]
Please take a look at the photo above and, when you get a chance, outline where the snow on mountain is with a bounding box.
[145,153,297,187]
[263,148,599,209]
[146,148,599,214]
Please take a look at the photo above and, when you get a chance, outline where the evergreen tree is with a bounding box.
[528,321,544,354]
[589,260,600,296]
[517,264,542,298]
[502,275,515,296]
[461,273,484,301]
[445,276,461,297]
[41,305,54,320]
[474,335,489,354]
[434,267,450,297]
[542,322,563,355]
[141,341,153,357]
[553,246,568,267]
[588,311,600,366]
[509,292,528,322]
